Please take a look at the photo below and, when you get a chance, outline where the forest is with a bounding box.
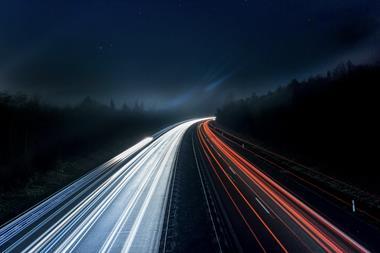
[216,62,379,193]
[0,95,175,190]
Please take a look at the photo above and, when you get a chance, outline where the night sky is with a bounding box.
[0,0,379,112]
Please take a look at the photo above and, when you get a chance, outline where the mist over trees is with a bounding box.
[0,94,175,190]
[216,62,380,193]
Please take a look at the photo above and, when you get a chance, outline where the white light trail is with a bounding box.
[0,118,209,253]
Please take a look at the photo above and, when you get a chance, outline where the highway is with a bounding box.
[195,120,379,253]
[1,118,379,253]
[0,118,207,253]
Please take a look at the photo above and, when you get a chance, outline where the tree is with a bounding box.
[122,102,129,112]
[110,99,115,110]
[133,100,144,112]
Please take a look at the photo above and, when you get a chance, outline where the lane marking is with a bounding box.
[192,131,223,253]
[255,197,271,215]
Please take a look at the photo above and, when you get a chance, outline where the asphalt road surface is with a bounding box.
[1,118,379,253]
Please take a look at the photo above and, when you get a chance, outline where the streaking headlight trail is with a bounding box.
[0,118,209,253]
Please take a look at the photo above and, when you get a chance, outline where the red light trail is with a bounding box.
[197,120,369,253]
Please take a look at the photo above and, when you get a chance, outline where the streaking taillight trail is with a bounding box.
[198,120,369,253]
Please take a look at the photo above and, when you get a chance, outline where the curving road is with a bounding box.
[0,118,208,253]
[1,118,379,253]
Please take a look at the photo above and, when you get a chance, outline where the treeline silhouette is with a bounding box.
[0,95,174,190]
[216,62,379,193]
